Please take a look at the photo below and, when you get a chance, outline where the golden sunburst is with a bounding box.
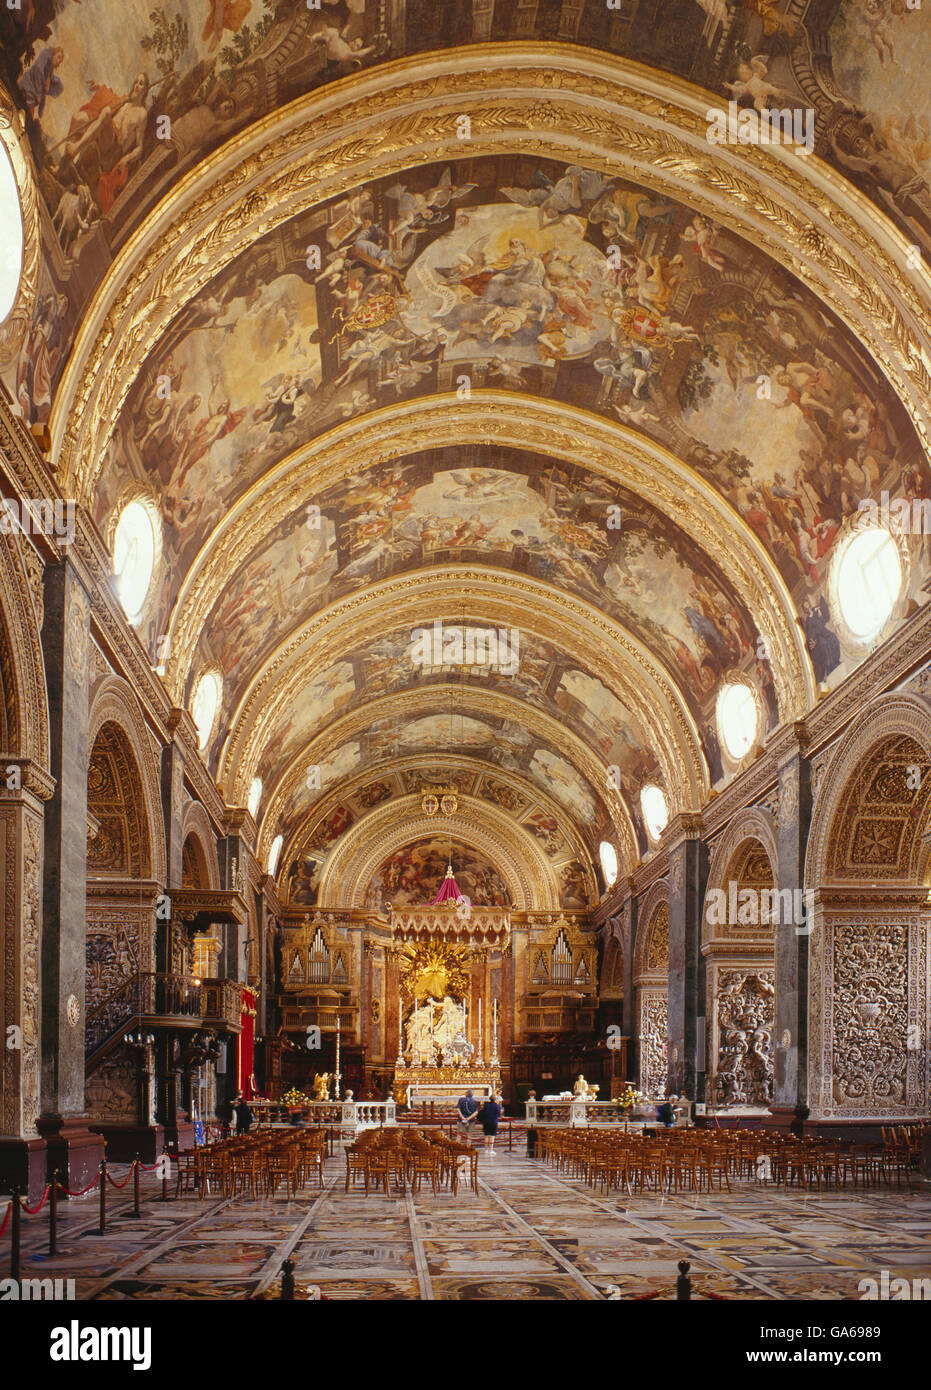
[399,941,472,1003]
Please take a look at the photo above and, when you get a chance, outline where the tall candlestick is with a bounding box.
[335,1014,341,1100]
[477,997,483,1065]
[492,998,499,1065]
[396,992,404,1067]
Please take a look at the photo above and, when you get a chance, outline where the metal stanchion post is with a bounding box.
[49,1170,58,1256]
[130,1158,141,1218]
[98,1160,107,1235]
[676,1260,692,1300]
[10,1187,21,1282]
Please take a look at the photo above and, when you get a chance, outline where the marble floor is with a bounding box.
[9,1146,931,1300]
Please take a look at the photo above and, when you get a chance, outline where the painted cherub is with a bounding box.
[725,55,791,113]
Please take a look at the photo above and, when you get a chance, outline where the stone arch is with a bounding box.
[702,807,778,946]
[634,882,670,985]
[87,677,166,884]
[315,796,562,912]
[806,694,931,893]
[701,811,777,1111]
[601,936,624,1000]
[0,529,49,771]
[180,801,220,890]
[804,693,931,1122]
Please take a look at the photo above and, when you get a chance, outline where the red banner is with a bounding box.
[239,987,257,1098]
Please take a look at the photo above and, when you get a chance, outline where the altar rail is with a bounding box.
[252,1100,397,1128]
[525,1099,654,1128]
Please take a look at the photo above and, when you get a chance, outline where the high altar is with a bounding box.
[390,903,505,1103]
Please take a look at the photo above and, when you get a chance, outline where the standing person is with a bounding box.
[480,1093,503,1154]
[657,1093,677,1129]
[457,1088,480,1137]
[232,1092,254,1135]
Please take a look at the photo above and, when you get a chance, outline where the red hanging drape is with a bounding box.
[430,866,462,904]
[239,988,256,1098]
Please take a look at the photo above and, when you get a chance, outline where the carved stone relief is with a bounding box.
[713,971,775,1108]
[638,989,667,1098]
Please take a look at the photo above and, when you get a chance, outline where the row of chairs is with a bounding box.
[345,1127,479,1197]
[538,1124,922,1195]
[175,1128,330,1200]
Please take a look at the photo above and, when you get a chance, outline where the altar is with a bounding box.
[393,1065,501,1107]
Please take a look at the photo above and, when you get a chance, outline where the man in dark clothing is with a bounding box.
[457,1088,480,1137]
[232,1093,254,1134]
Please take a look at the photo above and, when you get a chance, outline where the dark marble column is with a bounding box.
[667,818,708,1104]
[159,735,185,974]
[772,748,812,1132]
[37,561,105,1189]
[0,759,55,1200]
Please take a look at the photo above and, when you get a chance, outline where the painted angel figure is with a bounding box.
[724,55,791,113]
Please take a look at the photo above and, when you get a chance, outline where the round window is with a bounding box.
[833,526,903,643]
[190,670,222,752]
[716,682,758,762]
[113,500,158,622]
[640,784,669,841]
[599,840,619,887]
[0,141,23,325]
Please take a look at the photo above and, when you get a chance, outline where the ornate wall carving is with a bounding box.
[638,990,667,1098]
[831,921,918,1114]
[712,971,774,1108]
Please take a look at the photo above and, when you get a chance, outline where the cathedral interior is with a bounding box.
[0,0,930,1317]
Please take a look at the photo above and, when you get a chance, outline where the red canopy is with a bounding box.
[430,866,462,904]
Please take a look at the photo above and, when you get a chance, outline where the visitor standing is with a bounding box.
[457,1088,480,1136]
[480,1093,503,1153]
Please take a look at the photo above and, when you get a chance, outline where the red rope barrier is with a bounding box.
[0,1201,11,1239]
[57,1174,101,1198]
[631,1291,662,1300]
[19,1185,50,1215]
[138,1161,163,1172]
[106,1165,136,1189]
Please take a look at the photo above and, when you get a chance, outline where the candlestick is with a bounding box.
[335,1014,341,1100]
[477,997,483,1065]
[492,998,499,1065]
[396,992,404,1067]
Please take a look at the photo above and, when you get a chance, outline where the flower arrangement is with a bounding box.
[281,1087,311,1107]
[616,1084,648,1112]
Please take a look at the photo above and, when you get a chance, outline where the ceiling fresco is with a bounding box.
[283,760,597,912]
[182,448,768,762]
[250,626,663,817]
[74,153,925,737]
[3,1,929,896]
[271,704,615,850]
[2,0,928,399]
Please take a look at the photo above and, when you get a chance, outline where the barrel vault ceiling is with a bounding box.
[2,0,930,909]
